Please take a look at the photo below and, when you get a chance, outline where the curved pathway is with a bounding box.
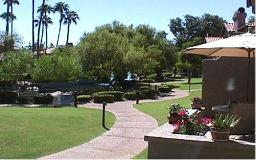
[40,89,189,159]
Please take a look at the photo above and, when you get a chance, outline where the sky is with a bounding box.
[0,0,254,46]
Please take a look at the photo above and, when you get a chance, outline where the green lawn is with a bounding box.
[134,78,202,159]
[167,77,202,91]
[0,107,116,159]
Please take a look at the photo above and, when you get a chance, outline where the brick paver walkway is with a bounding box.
[39,89,189,159]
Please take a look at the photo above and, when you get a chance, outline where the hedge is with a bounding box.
[140,89,157,99]
[34,95,53,104]
[0,91,17,104]
[123,92,137,100]
[158,86,171,93]
[17,96,34,104]
[93,94,114,103]
[140,86,150,90]
[77,95,91,103]
[94,91,123,101]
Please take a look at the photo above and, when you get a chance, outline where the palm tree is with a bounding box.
[36,0,46,58]
[2,0,10,38]
[54,2,69,47]
[42,15,53,51]
[32,0,35,51]
[9,0,19,36]
[64,10,79,45]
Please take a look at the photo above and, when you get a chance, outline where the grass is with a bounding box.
[133,78,202,159]
[0,107,116,159]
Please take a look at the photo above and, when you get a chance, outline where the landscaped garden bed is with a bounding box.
[145,123,255,159]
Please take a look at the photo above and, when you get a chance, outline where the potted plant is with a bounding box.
[168,103,182,124]
[210,113,240,141]
[191,97,202,109]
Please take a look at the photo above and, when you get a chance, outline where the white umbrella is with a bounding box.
[186,32,256,102]
[186,33,256,57]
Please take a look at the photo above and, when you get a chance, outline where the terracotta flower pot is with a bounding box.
[168,112,180,124]
[210,127,230,141]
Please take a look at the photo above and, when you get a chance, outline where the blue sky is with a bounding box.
[0,0,254,46]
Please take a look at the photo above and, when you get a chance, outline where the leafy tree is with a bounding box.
[64,10,79,45]
[0,49,34,82]
[248,16,255,23]
[32,48,83,81]
[54,2,69,47]
[169,14,226,48]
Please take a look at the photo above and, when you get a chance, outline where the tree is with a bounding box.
[54,2,69,47]
[32,48,83,81]
[0,49,34,82]
[32,0,35,51]
[36,0,46,58]
[9,0,19,36]
[78,21,178,86]
[169,14,226,48]
[36,3,53,53]
[64,10,79,45]
[2,0,10,38]
[248,16,255,23]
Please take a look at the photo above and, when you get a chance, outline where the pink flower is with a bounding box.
[178,110,188,117]
[201,117,213,126]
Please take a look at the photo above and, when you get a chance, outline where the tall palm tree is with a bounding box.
[54,2,69,47]
[9,0,19,36]
[42,15,53,51]
[32,0,35,51]
[36,0,46,58]
[64,10,79,45]
[2,0,10,38]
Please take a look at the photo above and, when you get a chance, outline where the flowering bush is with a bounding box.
[173,109,213,135]
[192,97,202,104]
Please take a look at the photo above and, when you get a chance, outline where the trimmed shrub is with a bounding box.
[140,86,150,90]
[17,96,34,104]
[93,94,114,103]
[77,95,91,103]
[158,86,171,93]
[123,92,137,100]
[94,91,123,101]
[34,95,53,104]
[141,78,154,83]
[140,89,157,99]
[0,91,17,104]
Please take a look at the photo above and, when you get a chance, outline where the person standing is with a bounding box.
[232,7,247,32]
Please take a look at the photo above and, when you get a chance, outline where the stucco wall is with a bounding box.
[202,57,255,113]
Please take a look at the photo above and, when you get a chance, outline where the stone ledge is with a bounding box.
[145,123,255,159]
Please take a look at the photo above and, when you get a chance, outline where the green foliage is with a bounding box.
[140,89,157,99]
[213,114,240,130]
[32,48,83,81]
[94,91,124,101]
[123,91,137,100]
[0,91,17,104]
[169,103,183,114]
[140,86,150,90]
[78,21,178,86]
[17,96,34,104]
[158,86,171,93]
[0,50,34,82]
[34,95,53,104]
[93,94,114,103]
[77,95,91,103]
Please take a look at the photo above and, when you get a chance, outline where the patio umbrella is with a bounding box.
[186,32,256,102]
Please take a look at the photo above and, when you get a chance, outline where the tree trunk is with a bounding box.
[45,25,48,53]
[11,3,13,37]
[66,22,70,45]
[32,0,35,52]
[40,24,44,47]
[36,0,46,58]
[5,2,10,39]
[56,16,62,47]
